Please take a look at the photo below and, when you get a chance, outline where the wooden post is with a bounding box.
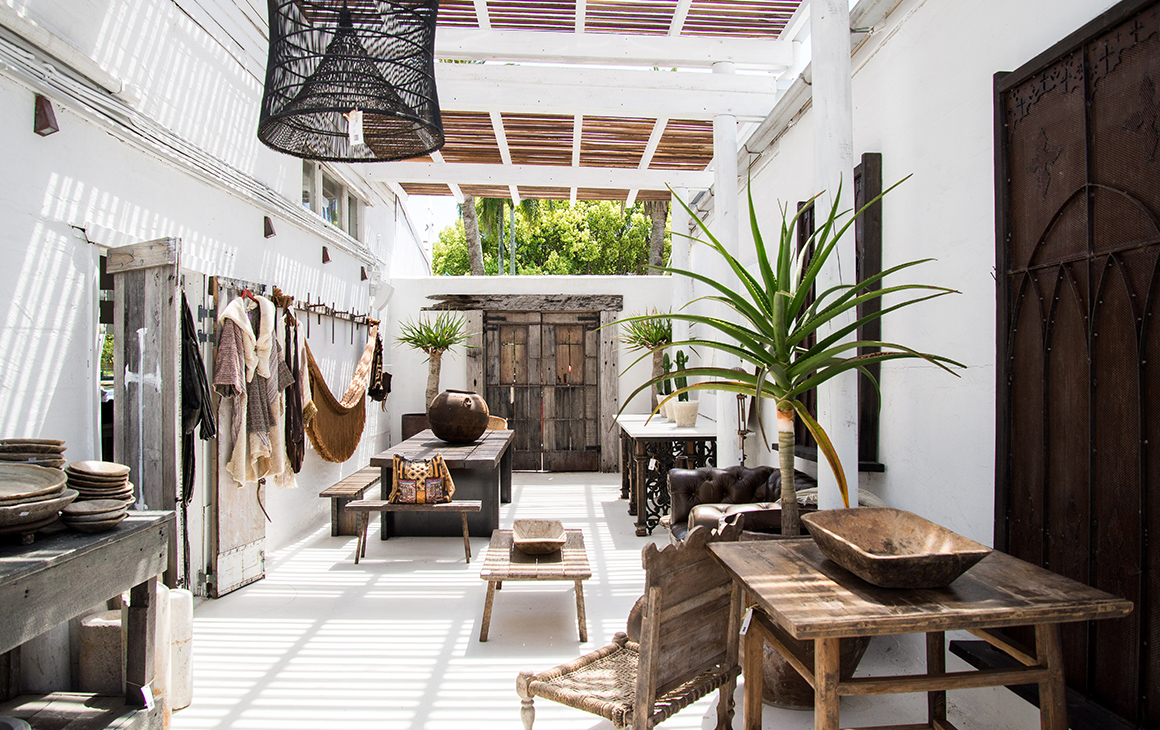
[125,576,157,706]
[814,637,841,730]
[927,631,948,725]
[599,309,620,472]
[464,309,484,395]
[112,238,181,587]
[811,0,859,509]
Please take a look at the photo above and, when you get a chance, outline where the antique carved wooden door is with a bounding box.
[996,3,1160,724]
[485,311,600,471]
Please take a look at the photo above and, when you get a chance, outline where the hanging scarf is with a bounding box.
[304,324,379,463]
[284,315,305,473]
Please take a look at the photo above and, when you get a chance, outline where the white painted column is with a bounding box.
[811,0,858,509]
[669,186,693,347]
[712,61,742,467]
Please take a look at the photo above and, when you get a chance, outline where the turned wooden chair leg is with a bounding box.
[516,672,536,729]
[716,676,736,729]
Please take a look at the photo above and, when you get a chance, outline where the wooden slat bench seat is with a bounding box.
[319,466,381,536]
[346,500,483,565]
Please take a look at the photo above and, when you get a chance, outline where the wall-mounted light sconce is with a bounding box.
[322,246,331,264]
[360,266,367,281]
[263,216,276,238]
[34,95,59,136]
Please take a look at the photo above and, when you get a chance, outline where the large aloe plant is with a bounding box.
[620,179,963,534]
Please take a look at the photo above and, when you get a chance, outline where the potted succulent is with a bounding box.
[617,311,672,411]
[396,311,473,436]
[621,178,963,535]
[669,349,699,427]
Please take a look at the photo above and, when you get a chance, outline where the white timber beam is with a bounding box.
[627,118,669,207]
[570,115,582,205]
[436,63,778,121]
[472,0,491,29]
[812,0,858,511]
[669,0,693,35]
[489,111,513,165]
[364,161,713,191]
[575,0,586,33]
[435,29,793,70]
[430,151,465,203]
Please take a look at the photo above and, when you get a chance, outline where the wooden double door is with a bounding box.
[484,311,600,471]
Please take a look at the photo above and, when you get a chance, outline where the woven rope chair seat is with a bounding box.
[526,633,740,729]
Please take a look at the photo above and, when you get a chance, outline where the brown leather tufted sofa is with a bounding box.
[667,465,819,543]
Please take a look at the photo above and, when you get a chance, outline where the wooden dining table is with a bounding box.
[708,537,1133,730]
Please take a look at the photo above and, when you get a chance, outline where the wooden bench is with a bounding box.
[318,467,381,536]
[346,500,483,565]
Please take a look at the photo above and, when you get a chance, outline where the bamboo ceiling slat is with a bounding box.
[577,188,631,200]
[682,0,796,37]
[402,182,455,196]
[438,111,502,164]
[648,119,714,170]
[488,0,577,32]
[437,0,482,27]
[502,113,575,166]
[580,116,654,169]
[585,1,679,35]
[460,184,517,198]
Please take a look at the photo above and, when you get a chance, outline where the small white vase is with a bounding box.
[673,400,699,428]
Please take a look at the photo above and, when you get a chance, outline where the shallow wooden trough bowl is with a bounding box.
[512,519,566,555]
[801,507,992,589]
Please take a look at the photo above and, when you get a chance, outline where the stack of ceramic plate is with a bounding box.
[0,438,66,469]
[64,461,134,505]
[60,498,128,533]
[0,463,77,542]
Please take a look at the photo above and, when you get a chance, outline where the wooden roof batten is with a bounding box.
[376,0,804,203]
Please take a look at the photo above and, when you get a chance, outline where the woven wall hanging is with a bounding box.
[259,1,444,162]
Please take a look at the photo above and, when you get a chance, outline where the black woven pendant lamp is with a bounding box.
[258,1,444,162]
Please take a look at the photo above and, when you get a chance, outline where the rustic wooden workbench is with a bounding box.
[0,512,173,730]
[370,429,513,539]
[709,537,1133,730]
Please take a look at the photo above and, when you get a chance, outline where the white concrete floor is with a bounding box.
[171,472,1040,730]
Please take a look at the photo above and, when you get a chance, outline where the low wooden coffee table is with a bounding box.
[478,528,591,642]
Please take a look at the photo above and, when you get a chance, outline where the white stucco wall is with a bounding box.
[729,0,1119,545]
[385,275,675,440]
[0,0,429,577]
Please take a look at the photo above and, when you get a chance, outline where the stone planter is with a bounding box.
[672,399,699,427]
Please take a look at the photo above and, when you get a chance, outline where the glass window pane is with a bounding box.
[322,174,340,226]
[347,196,358,239]
[301,161,314,211]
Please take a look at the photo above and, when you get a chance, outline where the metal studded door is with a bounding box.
[485,311,600,471]
[996,2,1160,725]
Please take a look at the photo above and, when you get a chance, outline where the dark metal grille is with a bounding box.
[996,3,1160,724]
[259,1,444,162]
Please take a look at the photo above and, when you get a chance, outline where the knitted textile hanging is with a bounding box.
[304,324,379,462]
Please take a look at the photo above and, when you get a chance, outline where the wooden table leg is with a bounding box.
[1036,623,1068,730]
[480,581,497,642]
[574,580,588,642]
[125,576,157,707]
[814,637,840,730]
[461,512,472,563]
[927,631,947,726]
[743,617,764,730]
[354,513,367,565]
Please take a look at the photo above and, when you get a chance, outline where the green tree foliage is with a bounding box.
[432,200,669,276]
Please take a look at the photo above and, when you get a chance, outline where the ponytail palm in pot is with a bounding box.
[621,179,963,535]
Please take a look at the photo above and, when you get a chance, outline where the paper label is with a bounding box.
[142,684,155,710]
[740,607,754,635]
[347,109,364,147]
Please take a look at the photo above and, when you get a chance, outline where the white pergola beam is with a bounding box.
[575,0,586,33]
[669,0,693,35]
[430,151,465,202]
[435,28,793,70]
[489,111,514,165]
[436,63,779,121]
[365,161,712,191]
[472,0,491,29]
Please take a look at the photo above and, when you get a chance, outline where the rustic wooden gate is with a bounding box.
[485,311,600,471]
[995,2,1160,724]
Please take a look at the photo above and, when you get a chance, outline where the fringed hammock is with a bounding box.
[304,324,378,463]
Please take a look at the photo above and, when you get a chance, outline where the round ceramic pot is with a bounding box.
[427,389,490,443]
